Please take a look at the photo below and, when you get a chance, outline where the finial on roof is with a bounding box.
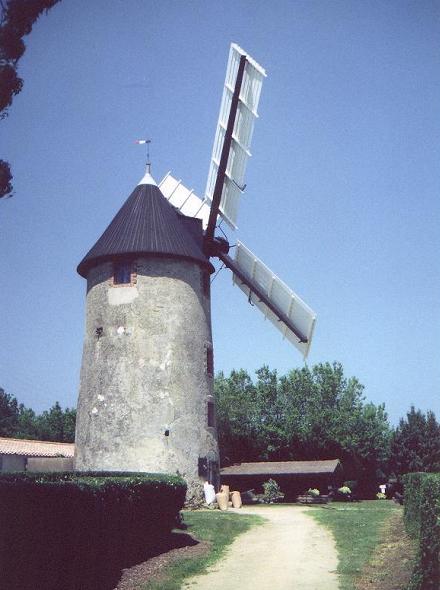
[135,138,152,167]
[135,138,157,185]
[138,170,157,186]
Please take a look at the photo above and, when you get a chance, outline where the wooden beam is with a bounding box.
[204,54,247,246]
[218,252,308,344]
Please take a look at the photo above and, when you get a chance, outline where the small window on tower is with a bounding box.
[206,345,214,377]
[113,262,132,285]
[207,400,215,427]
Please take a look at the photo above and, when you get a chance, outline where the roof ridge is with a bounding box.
[0,437,74,446]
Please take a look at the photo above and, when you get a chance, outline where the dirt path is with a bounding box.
[183,505,339,590]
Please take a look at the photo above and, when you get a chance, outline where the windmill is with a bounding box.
[74,44,316,499]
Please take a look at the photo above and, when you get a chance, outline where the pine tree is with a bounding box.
[0,387,19,436]
[0,387,76,442]
[422,410,440,472]
[389,406,440,476]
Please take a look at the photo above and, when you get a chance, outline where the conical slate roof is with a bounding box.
[77,173,212,277]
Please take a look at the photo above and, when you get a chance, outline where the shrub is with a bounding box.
[307,488,320,497]
[331,485,352,502]
[344,480,357,492]
[376,492,386,500]
[402,472,425,538]
[403,472,440,589]
[0,471,186,590]
[262,478,284,503]
[338,486,351,495]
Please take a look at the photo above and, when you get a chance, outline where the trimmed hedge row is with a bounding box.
[0,471,186,590]
[403,472,440,590]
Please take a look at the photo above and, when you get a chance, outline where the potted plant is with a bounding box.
[261,479,285,503]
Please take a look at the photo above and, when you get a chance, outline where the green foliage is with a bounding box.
[0,0,60,197]
[0,62,22,111]
[307,487,320,497]
[0,471,186,590]
[338,486,351,495]
[403,472,440,589]
[214,369,261,463]
[0,470,185,487]
[15,405,40,438]
[391,407,440,476]
[402,472,425,538]
[36,401,76,441]
[214,362,391,492]
[0,387,76,441]
[0,158,12,197]
[262,478,284,503]
[0,386,18,435]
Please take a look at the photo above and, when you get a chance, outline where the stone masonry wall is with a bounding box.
[75,257,219,497]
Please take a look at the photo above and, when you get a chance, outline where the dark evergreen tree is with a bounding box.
[214,369,260,464]
[36,401,76,442]
[16,405,39,438]
[423,410,440,472]
[0,386,76,442]
[62,407,76,442]
[0,387,19,435]
[0,0,60,197]
[391,406,440,476]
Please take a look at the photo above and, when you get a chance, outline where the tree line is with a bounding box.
[0,387,75,442]
[214,362,440,490]
[1,361,439,485]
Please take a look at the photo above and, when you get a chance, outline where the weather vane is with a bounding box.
[135,138,151,173]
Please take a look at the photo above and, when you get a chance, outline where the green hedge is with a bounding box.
[403,472,440,590]
[0,471,186,590]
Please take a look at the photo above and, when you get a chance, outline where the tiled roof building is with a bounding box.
[0,437,74,458]
[0,437,75,473]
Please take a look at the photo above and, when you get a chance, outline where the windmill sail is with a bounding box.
[205,43,266,229]
[159,172,211,229]
[161,45,316,359]
[219,241,316,358]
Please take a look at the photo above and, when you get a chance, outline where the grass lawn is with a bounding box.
[141,510,265,590]
[308,500,403,590]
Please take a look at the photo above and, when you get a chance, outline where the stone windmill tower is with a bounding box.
[75,44,316,497]
[75,170,219,496]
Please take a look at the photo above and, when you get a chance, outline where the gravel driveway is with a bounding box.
[183,504,339,590]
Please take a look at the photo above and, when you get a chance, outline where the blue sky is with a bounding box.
[1,0,439,425]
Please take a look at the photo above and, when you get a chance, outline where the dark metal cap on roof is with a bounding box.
[77,182,213,277]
